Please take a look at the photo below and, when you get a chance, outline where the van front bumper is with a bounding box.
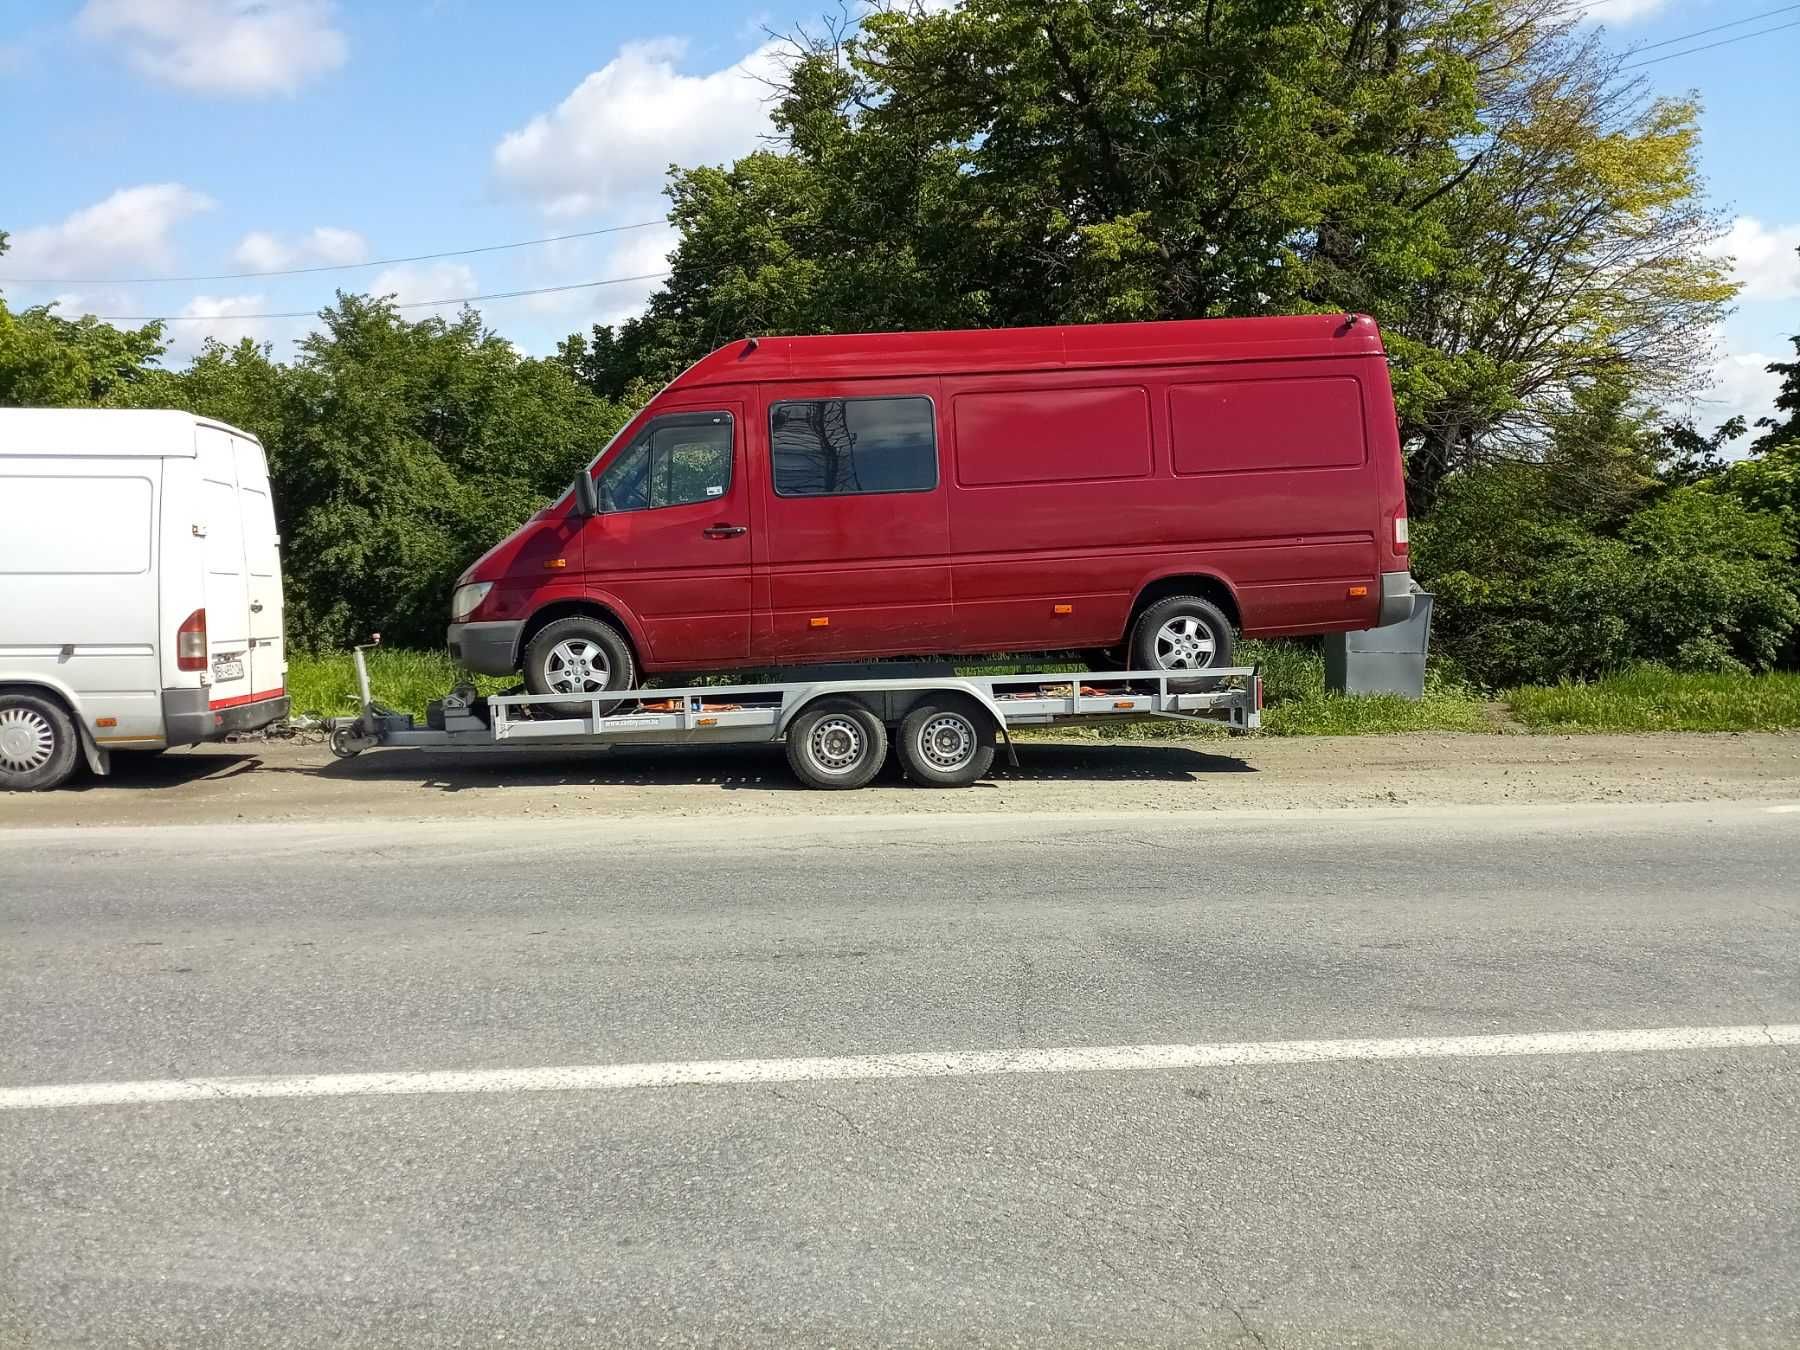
[447,620,523,676]
[162,689,292,746]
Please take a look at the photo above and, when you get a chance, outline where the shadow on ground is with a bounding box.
[69,750,266,790]
[282,739,1256,793]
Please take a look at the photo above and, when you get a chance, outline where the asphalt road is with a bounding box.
[3,803,1798,1347]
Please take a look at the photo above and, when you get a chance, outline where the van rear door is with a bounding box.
[195,426,254,708]
[233,435,285,701]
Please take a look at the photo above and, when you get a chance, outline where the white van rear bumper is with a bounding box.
[162,688,290,745]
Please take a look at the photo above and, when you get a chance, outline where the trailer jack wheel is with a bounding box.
[329,726,373,759]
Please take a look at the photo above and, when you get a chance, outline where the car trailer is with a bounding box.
[327,644,1262,791]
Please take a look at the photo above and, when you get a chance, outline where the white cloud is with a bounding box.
[369,261,477,318]
[230,225,369,272]
[166,293,273,357]
[493,39,785,218]
[1580,0,1671,24]
[3,184,215,280]
[1708,217,1800,303]
[522,225,677,326]
[305,226,367,265]
[1689,349,1784,433]
[231,231,290,272]
[77,0,346,97]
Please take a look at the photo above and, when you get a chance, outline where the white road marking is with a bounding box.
[1765,804,1800,813]
[2,1024,1794,1112]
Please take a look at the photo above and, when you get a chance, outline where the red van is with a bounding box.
[447,314,1414,700]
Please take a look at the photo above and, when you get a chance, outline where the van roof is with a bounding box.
[671,313,1386,390]
[0,408,261,459]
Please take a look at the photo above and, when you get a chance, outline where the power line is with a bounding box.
[1621,14,1800,65]
[1627,14,1800,64]
[90,271,677,322]
[1623,1,1800,52]
[0,219,666,286]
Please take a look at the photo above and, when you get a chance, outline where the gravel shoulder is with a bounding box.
[3,731,1796,828]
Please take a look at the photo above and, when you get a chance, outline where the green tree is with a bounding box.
[1753,319,1800,452]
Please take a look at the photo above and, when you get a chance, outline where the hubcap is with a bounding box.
[808,715,865,775]
[1152,615,1219,670]
[917,714,976,771]
[544,638,612,694]
[0,707,56,773]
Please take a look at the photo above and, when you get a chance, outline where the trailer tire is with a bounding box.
[0,691,81,791]
[786,700,888,790]
[1129,595,1235,673]
[523,616,636,718]
[897,699,997,788]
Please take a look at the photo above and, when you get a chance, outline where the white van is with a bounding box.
[0,409,289,790]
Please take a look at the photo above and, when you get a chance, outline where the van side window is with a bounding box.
[599,412,734,512]
[769,397,937,497]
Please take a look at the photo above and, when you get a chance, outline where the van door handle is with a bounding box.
[703,524,748,538]
[250,600,264,613]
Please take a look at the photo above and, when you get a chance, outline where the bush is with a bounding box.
[1415,467,1798,688]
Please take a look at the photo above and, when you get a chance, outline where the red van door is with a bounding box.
[577,403,752,668]
[757,381,953,661]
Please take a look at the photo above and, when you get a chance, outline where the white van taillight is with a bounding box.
[1394,513,1409,555]
[176,608,208,671]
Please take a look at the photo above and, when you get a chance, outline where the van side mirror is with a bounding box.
[572,470,598,517]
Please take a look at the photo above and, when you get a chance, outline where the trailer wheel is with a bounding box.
[786,700,888,790]
[0,691,81,791]
[523,616,636,718]
[1129,596,1235,673]
[897,700,997,788]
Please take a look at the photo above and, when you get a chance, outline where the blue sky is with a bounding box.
[1,0,1795,430]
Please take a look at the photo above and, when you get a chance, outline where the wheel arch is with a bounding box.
[1127,573,1243,635]
[0,679,107,778]
[776,681,1008,741]
[518,598,646,667]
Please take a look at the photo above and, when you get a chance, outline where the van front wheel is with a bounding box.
[522,616,637,718]
[1129,596,1236,673]
[0,692,81,791]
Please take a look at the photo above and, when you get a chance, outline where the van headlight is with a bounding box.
[450,582,494,623]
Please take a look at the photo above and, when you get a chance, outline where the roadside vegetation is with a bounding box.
[1508,668,1800,733]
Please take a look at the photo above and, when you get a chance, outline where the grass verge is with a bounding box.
[286,648,510,721]
[1507,667,1800,733]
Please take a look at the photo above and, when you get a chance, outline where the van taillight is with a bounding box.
[176,608,208,671]
[1394,513,1409,555]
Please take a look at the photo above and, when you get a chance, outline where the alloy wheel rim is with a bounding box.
[545,638,612,693]
[1152,615,1219,670]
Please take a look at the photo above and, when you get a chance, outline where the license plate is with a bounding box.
[212,658,245,681]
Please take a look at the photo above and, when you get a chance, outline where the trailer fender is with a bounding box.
[775,678,1012,746]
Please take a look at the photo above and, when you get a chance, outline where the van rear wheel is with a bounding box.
[0,692,80,791]
[523,616,637,719]
[1129,596,1235,673]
